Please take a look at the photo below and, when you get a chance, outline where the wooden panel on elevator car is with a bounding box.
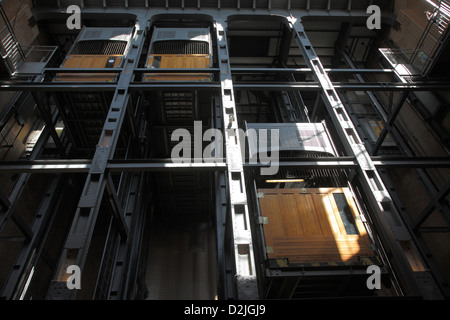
[257,188,375,264]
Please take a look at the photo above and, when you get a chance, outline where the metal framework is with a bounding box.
[0,3,449,300]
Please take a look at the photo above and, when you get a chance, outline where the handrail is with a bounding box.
[0,3,25,61]
[410,0,450,74]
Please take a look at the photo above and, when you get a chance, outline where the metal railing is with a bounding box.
[409,0,450,75]
[0,4,26,76]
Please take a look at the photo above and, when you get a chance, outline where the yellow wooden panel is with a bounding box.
[295,193,324,236]
[258,188,375,264]
[268,236,371,263]
[55,55,123,82]
[144,54,212,82]
[277,192,304,238]
[258,193,286,247]
[313,192,341,236]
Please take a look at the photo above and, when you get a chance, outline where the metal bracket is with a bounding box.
[258,216,268,225]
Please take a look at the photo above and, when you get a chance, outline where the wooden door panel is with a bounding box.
[257,188,375,264]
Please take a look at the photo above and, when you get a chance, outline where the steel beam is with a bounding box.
[0,175,67,299]
[44,68,123,73]
[133,68,220,73]
[1,156,449,173]
[343,47,450,296]
[212,85,232,300]
[233,82,450,91]
[0,109,58,235]
[45,23,146,300]
[0,160,228,173]
[43,67,395,76]
[332,22,353,68]
[215,20,259,300]
[412,181,450,230]
[372,92,409,155]
[106,171,144,299]
[230,68,394,74]
[105,175,128,239]
[371,157,450,168]
[2,81,447,92]
[0,83,118,92]
[32,91,67,157]
[0,160,91,173]
[3,79,449,93]
[288,17,443,299]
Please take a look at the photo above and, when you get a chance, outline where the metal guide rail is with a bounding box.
[44,24,147,300]
[215,20,259,300]
[288,17,443,299]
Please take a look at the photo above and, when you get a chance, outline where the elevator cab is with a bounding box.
[54,27,133,82]
[144,27,213,82]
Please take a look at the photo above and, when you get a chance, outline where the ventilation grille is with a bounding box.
[163,92,195,120]
[151,41,209,55]
[70,41,128,55]
[156,30,177,40]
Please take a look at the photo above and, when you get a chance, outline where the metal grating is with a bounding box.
[246,123,337,158]
[163,92,195,120]
[151,40,209,55]
[70,40,128,55]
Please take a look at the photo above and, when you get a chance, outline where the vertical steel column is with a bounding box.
[1,174,67,299]
[213,94,232,299]
[107,171,144,299]
[105,175,128,239]
[341,48,450,297]
[0,100,59,236]
[215,20,259,300]
[31,91,67,158]
[289,17,443,299]
[45,23,146,300]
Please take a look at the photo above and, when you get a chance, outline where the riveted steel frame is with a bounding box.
[0,5,449,300]
[1,157,450,174]
[215,20,259,300]
[43,23,147,300]
[288,17,444,299]
[0,98,63,295]
[1,174,68,299]
[3,80,450,92]
[338,50,450,296]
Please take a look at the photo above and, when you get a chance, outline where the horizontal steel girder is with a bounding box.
[1,157,449,173]
[2,81,450,92]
